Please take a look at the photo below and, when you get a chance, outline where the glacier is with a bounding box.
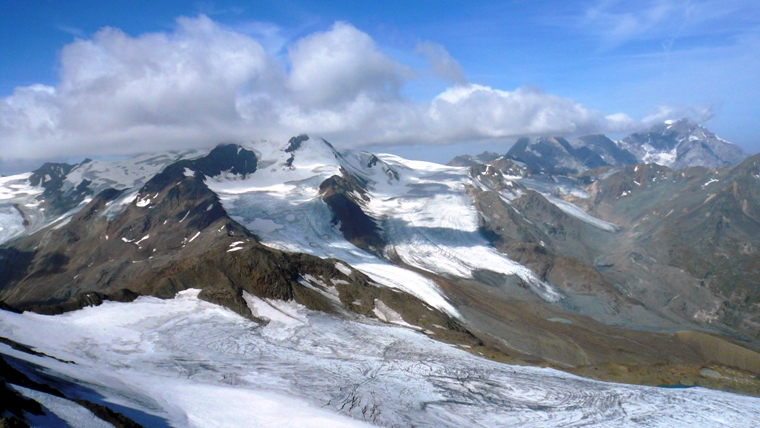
[2,290,759,427]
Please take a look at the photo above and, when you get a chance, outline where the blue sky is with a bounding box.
[1,0,759,168]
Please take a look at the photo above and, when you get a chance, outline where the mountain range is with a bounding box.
[2,122,760,426]
[451,118,747,174]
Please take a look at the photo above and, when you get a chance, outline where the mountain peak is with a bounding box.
[620,119,745,169]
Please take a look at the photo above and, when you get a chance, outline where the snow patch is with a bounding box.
[135,196,151,207]
[335,262,352,276]
[243,291,306,326]
[703,178,719,188]
[373,299,418,329]
[544,195,618,232]
[227,241,245,252]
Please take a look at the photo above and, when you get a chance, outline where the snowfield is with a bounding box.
[208,138,563,314]
[63,150,206,194]
[2,290,760,427]
[360,154,562,302]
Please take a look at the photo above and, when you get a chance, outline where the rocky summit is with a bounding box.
[2,127,760,426]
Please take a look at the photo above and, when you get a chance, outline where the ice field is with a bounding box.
[2,290,760,427]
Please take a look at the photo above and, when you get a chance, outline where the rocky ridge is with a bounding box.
[460,119,746,174]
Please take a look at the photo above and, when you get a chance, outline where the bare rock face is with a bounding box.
[573,155,760,339]
[319,167,384,253]
[27,161,93,217]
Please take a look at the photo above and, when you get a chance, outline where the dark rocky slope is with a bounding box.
[319,167,384,254]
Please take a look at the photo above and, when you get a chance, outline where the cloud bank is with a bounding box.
[1,15,658,160]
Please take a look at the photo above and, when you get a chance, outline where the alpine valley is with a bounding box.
[2,119,760,427]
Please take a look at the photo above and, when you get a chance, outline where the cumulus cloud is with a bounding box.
[1,15,275,159]
[287,22,410,107]
[425,85,627,140]
[1,14,647,161]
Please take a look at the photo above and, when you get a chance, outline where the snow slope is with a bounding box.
[2,291,759,427]
[0,173,44,243]
[11,385,114,428]
[63,150,205,194]
[208,137,562,313]
[351,153,561,302]
[207,138,463,317]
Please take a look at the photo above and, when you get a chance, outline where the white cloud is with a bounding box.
[287,22,410,107]
[1,15,275,159]
[641,104,716,125]
[1,15,648,161]
[424,85,621,140]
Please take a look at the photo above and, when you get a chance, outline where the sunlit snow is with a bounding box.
[208,137,564,312]
[1,291,758,427]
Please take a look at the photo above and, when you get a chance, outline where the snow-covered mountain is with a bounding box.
[469,119,746,175]
[619,118,746,169]
[2,134,760,426]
